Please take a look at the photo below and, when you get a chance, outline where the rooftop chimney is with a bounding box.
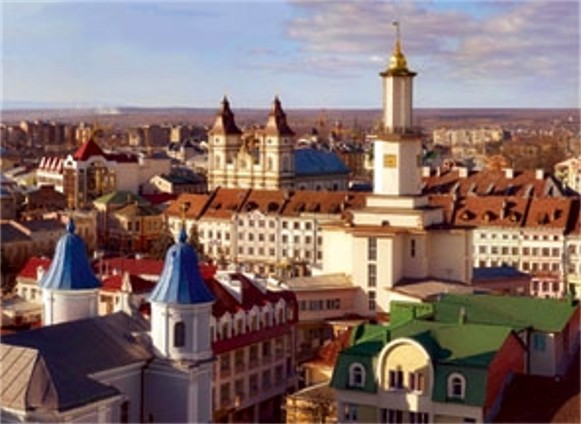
[535,169,544,180]
[504,168,514,179]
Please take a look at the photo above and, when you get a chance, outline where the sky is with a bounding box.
[2,0,579,109]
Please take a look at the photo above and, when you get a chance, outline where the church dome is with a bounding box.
[39,219,101,290]
[149,227,214,304]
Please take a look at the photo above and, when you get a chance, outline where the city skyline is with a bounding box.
[3,0,579,110]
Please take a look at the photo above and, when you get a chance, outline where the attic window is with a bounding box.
[294,202,306,212]
[246,201,258,211]
[537,213,550,225]
[308,203,321,213]
[213,202,222,210]
[267,202,279,213]
[482,211,496,222]
[461,210,475,221]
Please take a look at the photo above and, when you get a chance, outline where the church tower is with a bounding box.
[207,96,243,190]
[146,226,215,423]
[374,22,422,197]
[262,96,295,189]
[40,218,101,325]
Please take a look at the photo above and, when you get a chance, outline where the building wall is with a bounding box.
[484,333,525,419]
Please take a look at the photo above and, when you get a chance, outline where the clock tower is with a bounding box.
[374,22,422,197]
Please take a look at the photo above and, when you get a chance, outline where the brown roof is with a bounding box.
[208,97,242,136]
[524,197,576,230]
[422,168,565,198]
[202,188,250,220]
[164,193,212,220]
[280,190,366,217]
[240,189,289,215]
[260,96,295,137]
[454,196,529,228]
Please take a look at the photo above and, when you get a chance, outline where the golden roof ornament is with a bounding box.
[381,21,416,77]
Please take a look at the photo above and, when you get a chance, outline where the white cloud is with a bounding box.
[284,0,579,85]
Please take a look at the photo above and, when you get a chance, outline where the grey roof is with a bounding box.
[1,312,152,412]
[21,219,63,233]
[294,148,350,176]
[473,266,529,280]
[0,223,30,243]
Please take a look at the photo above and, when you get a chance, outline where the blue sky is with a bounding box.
[2,0,579,109]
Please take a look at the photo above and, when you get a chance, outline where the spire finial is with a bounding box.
[179,202,189,243]
[392,21,401,54]
[66,216,76,234]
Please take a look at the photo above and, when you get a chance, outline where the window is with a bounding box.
[368,237,377,261]
[368,290,376,311]
[447,373,466,399]
[409,412,429,423]
[410,239,416,257]
[348,363,366,388]
[120,400,129,423]
[344,403,358,422]
[409,372,424,392]
[533,333,546,351]
[368,264,377,287]
[380,409,403,424]
[174,322,185,347]
[389,369,403,389]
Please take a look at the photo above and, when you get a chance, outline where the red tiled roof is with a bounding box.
[280,190,366,217]
[454,196,529,228]
[73,138,106,161]
[98,257,164,277]
[202,188,250,219]
[141,193,178,205]
[101,274,156,293]
[524,197,575,229]
[165,193,212,219]
[17,257,51,280]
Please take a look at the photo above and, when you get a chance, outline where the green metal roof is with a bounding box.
[435,294,578,333]
[331,318,515,406]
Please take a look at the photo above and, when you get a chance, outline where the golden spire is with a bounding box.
[388,21,409,72]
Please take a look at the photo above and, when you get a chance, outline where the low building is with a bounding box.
[331,318,526,423]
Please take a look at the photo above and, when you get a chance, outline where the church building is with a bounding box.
[1,220,214,423]
[207,96,350,191]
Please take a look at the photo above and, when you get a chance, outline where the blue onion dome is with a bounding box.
[149,227,214,304]
[39,218,101,290]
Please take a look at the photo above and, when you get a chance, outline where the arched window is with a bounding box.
[447,373,466,399]
[267,157,274,171]
[348,363,366,388]
[174,321,185,347]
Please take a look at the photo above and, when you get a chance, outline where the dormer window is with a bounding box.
[348,363,366,388]
[447,373,466,399]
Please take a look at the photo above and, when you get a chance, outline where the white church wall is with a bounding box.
[91,362,146,423]
[145,362,190,423]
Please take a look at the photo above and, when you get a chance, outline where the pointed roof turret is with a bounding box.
[73,138,106,161]
[149,227,214,304]
[39,218,101,290]
[208,96,243,136]
[264,96,295,137]
[380,21,416,78]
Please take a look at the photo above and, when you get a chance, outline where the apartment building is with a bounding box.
[165,188,367,276]
[61,138,170,209]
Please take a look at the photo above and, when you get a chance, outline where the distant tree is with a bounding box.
[149,229,175,260]
[1,248,16,294]
[188,225,206,261]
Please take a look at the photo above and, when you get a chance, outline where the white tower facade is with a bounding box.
[145,228,215,424]
[374,24,423,197]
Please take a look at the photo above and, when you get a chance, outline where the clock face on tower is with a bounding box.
[384,154,397,168]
